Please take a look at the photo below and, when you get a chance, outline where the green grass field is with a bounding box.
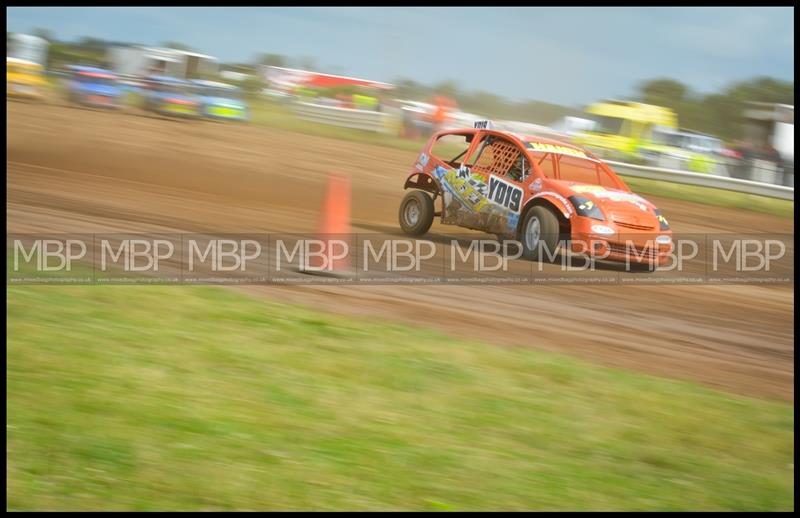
[622,176,793,219]
[7,284,794,511]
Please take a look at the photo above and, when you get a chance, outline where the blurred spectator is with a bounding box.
[401,107,418,139]
[430,94,457,133]
[335,93,354,109]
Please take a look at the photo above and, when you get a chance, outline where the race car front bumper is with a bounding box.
[157,103,201,118]
[569,218,673,266]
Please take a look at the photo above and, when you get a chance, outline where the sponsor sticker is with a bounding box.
[527,142,590,159]
[418,152,429,167]
[570,184,649,211]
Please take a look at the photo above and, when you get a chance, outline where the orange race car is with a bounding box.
[399,121,673,266]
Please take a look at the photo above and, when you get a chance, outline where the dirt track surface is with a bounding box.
[7,100,795,401]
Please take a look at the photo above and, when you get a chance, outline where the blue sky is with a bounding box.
[6,7,794,106]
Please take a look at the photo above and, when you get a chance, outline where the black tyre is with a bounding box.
[399,190,435,236]
[519,205,561,261]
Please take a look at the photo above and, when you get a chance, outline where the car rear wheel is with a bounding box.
[519,206,560,261]
[399,190,435,236]
[628,260,658,273]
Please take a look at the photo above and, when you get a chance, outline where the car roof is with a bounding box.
[467,128,587,151]
[442,127,600,161]
[519,134,584,150]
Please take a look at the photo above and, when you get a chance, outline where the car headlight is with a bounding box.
[591,224,616,235]
[569,196,605,220]
[654,209,670,230]
[656,235,672,245]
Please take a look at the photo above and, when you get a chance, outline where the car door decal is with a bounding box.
[433,166,520,234]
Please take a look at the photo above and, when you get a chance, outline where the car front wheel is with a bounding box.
[519,205,560,261]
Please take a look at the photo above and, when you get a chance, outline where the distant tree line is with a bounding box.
[636,77,793,142]
[389,78,584,126]
[16,29,794,141]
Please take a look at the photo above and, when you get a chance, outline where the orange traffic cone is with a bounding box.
[302,173,352,275]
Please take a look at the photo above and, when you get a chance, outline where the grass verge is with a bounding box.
[249,99,428,152]
[7,284,794,511]
[622,176,793,219]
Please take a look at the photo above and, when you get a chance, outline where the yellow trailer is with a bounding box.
[574,100,677,162]
[7,57,47,100]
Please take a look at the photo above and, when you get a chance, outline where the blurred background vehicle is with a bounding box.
[191,79,249,122]
[66,65,124,109]
[573,100,678,162]
[142,75,201,118]
[639,127,725,174]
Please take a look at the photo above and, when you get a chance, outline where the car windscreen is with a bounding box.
[588,114,626,136]
[158,82,189,95]
[691,136,722,153]
[652,130,683,147]
[528,144,622,188]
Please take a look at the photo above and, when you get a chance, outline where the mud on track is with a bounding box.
[7,100,795,401]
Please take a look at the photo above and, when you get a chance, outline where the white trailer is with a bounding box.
[743,102,794,163]
[107,46,218,80]
[742,103,794,186]
[8,33,49,67]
